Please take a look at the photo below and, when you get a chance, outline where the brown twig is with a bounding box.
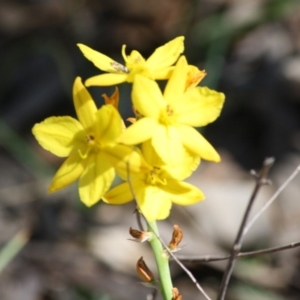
[245,163,300,235]
[126,163,212,300]
[216,157,275,300]
[135,208,145,231]
[176,240,300,263]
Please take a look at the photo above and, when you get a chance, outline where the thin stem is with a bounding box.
[216,157,274,300]
[240,241,300,257]
[166,253,212,300]
[135,209,145,231]
[177,240,300,262]
[148,221,173,300]
[245,163,300,235]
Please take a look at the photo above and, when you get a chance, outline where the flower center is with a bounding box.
[146,166,167,186]
[159,104,175,125]
[86,134,96,145]
[78,134,98,159]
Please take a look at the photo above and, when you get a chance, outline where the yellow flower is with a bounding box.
[118,56,225,164]
[77,36,184,86]
[32,77,145,207]
[103,141,204,221]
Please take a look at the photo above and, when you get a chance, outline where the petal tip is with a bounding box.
[47,185,56,194]
[213,154,221,163]
[84,79,92,87]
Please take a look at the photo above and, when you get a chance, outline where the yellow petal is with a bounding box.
[175,87,225,127]
[151,124,184,164]
[73,77,97,131]
[124,48,146,70]
[103,181,135,204]
[161,179,204,205]
[163,148,200,180]
[132,75,165,119]
[77,44,119,73]
[186,65,206,89]
[141,140,164,166]
[79,152,115,207]
[95,105,122,144]
[141,140,199,181]
[146,36,184,70]
[177,125,220,162]
[118,118,158,145]
[137,186,172,221]
[48,151,85,192]
[103,144,151,178]
[151,66,174,80]
[32,116,85,157]
[163,56,188,104]
[85,73,128,87]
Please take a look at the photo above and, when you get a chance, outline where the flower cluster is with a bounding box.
[32,36,225,221]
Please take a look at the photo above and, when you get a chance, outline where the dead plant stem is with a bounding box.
[216,157,274,300]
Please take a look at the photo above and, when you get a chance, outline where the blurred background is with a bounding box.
[1,0,300,299]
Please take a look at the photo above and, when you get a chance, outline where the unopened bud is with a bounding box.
[136,257,154,282]
[102,88,126,129]
[129,227,152,243]
[102,87,119,109]
[168,225,183,251]
[172,287,182,300]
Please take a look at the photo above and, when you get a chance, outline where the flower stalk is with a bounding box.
[148,221,173,300]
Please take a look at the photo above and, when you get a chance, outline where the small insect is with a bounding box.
[111,61,130,73]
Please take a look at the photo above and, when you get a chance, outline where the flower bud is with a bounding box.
[102,87,119,109]
[168,225,183,251]
[136,257,154,282]
[129,227,152,243]
[172,287,182,300]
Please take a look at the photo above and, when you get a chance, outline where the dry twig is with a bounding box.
[216,157,274,300]
[177,240,300,262]
[244,163,300,235]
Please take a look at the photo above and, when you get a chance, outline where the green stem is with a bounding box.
[148,221,173,300]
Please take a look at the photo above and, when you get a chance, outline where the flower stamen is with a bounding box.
[166,104,174,116]
[147,166,167,186]
[78,146,91,159]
